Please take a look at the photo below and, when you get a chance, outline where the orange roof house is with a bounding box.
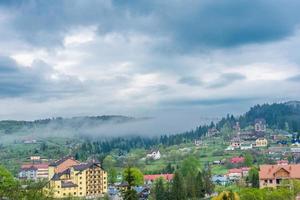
[144,174,174,184]
[259,164,300,188]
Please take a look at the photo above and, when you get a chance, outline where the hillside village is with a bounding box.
[5,112,300,199]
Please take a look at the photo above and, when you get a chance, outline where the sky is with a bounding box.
[0,0,300,128]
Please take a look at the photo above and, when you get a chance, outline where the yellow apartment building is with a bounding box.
[46,156,107,198]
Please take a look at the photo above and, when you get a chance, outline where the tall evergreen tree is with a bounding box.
[122,166,138,200]
[203,166,214,195]
[195,171,205,198]
[186,172,197,199]
[171,171,186,200]
[154,177,166,200]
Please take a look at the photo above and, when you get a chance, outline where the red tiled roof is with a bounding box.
[230,157,245,163]
[144,174,174,181]
[21,163,49,170]
[259,164,300,179]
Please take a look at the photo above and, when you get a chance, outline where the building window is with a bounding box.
[269,180,273,183]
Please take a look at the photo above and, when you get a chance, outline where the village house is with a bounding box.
[225,146,235,151]
[254,119,266,132]
[230,137,241,148]
[230,156,245,164]
[146,149,161,160]
[240,143,253,150]
[212,175,229,186]
[19,163,49,180]
[259,164,300,188]
[206,127,220,137]
[46,156,107,198]
[227,167,250,181]
[255,138,268,147]
[144,174,174,185]
[194,139,202,147]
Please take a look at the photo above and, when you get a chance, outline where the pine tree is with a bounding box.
[195,171,205,198]
[203,166,214,195]
[171,171,186,200]
[154,177,166,200]
[186,172,197,199]
[123,166,138,200]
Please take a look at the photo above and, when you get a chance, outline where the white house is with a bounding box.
[146,149,161,160]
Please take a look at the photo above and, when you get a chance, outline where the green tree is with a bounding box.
[195,171,205,198]
[153,177,166,200]
[0,165,18,199]
[171,171,186,200]
[244,153,254,167]
[180,156,201,177]
[108,168,117,184]
[123,167,144,186]
[247,168,259,188]
[122,166,139,200]
[186,172,197,199]
[203,166,214,195]
[102,155,116,171]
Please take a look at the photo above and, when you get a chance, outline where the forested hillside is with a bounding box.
[76,101,300,160]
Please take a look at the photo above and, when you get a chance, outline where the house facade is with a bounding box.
[146,150,161,160]
[256,138,268,147]
[255,119,266,132]
[144,174,174,185]
[259,164,300,188]
[227,167,250,181]
[46,157,107,198]
[19,163,49,180]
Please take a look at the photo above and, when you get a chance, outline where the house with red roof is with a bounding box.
[227,167,250,181]
[19,163,49,180]
[230,156,245,164]
[144,174,174,185]
[259,164,300,188]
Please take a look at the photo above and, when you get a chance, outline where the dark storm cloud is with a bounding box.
[207,73,246,89]
[0,56,83,98]
[1,0,300,49]
[161,97,256,107]
[178,76,203,86]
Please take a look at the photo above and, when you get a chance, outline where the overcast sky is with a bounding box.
[0,0,300,124]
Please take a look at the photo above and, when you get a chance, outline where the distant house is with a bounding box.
[254,119,266,132]
[230,157,245,164]
[212,175,229,186]
[227,167,250,181]
[206,127,220,137]
[233,122,241,133]
[133,186,150,199]
[146,149,161,160]
[194,140,202,147]
[230,138,241,148]
[255,138,268,147]
[259,164,300,188]
[23,138,37,144]
[19,163,49,180]
[144,174,174,185]
[240,143,253,150]
[276,160,289,165]
[225,146,235,151]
